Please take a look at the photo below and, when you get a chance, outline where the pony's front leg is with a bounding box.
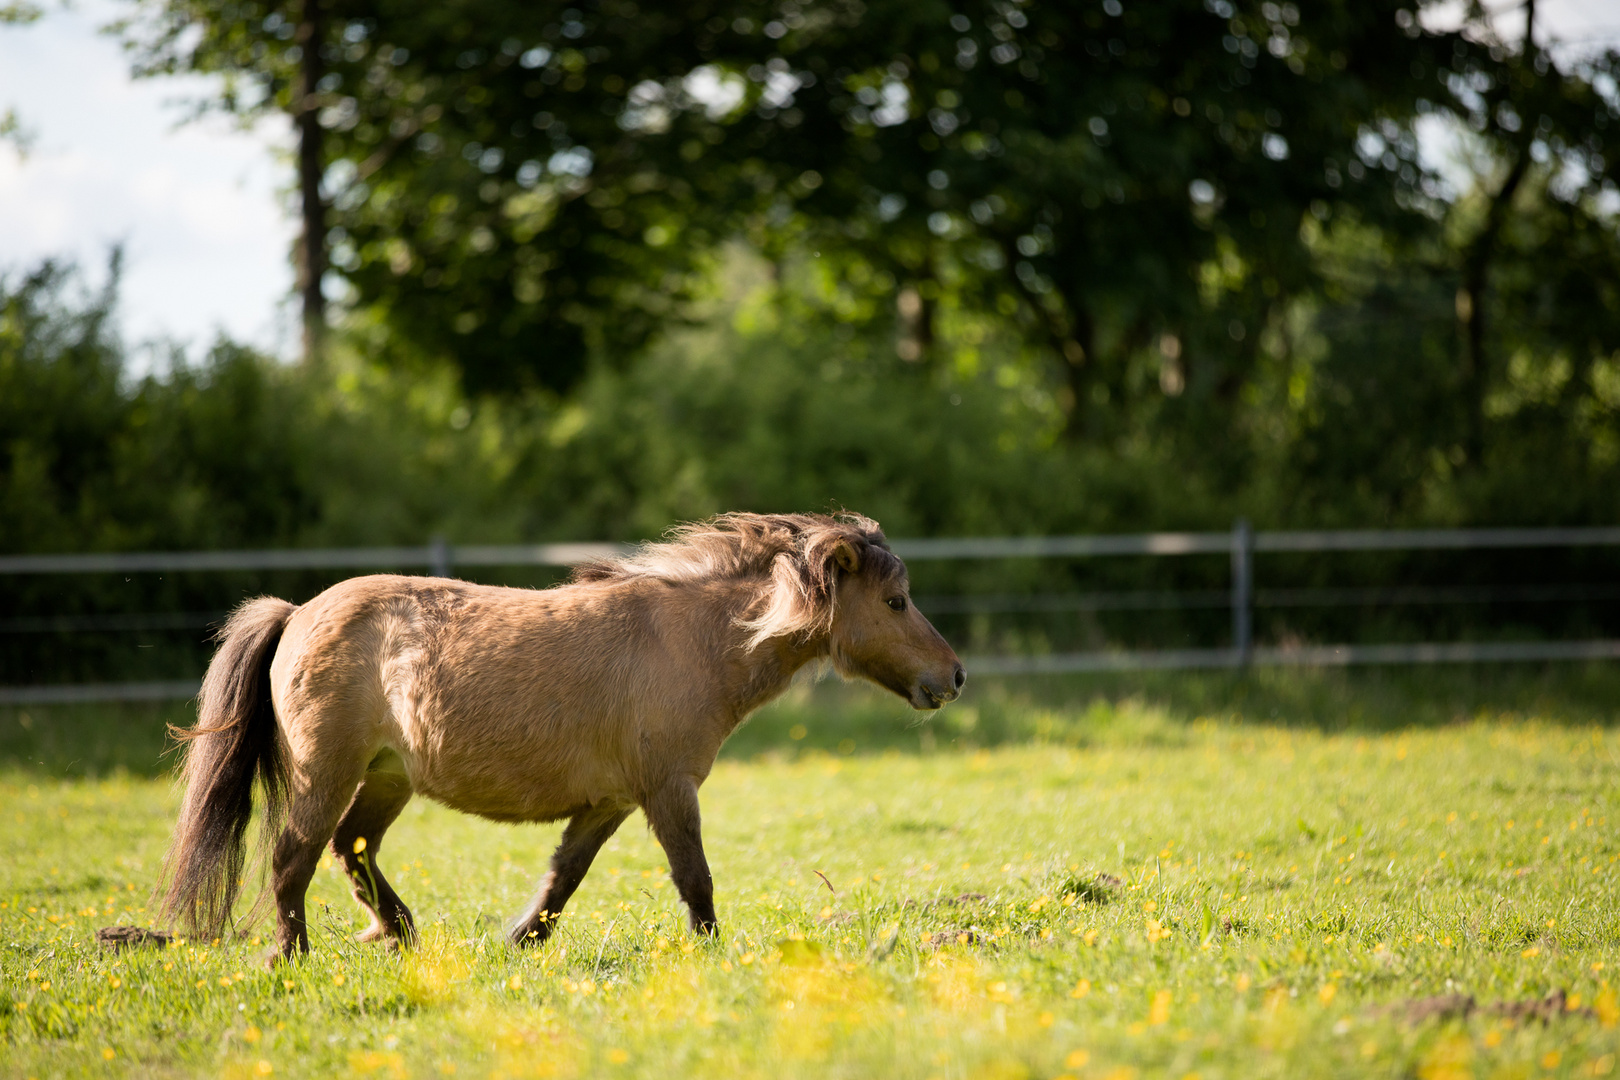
[508,801,632,947]
[645,776,717,936]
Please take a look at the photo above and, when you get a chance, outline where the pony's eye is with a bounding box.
[887,597,907,613]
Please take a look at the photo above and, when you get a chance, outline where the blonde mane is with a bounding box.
[573,512,905,649]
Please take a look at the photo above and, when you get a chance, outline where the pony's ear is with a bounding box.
[830,539,860,575]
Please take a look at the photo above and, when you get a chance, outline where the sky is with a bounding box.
[0,0,296,358]
[1,0,1617,362]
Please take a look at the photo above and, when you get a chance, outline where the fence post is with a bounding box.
[429,534,453,579]
[1231,518,1252,666]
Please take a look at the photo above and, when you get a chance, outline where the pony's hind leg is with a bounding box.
[269,769,368,962]
[508,801,633,946]
[331,764,416,947]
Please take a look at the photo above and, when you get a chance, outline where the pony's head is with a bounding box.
[734,513,966,710]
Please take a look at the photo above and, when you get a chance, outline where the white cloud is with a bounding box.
[0,0,296,360]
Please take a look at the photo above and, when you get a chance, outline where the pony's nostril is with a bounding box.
[953,665,966,690]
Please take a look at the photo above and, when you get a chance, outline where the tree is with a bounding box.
[316,0,769,394]
[310,0,1491,427]
[1440,0,1620,466]
[116,0,1619,439]
[702,0,1454,438]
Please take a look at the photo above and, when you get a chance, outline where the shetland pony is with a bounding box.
[157,512,965,959]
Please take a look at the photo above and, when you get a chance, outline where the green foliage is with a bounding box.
[116,0,1605,409]
[98,0,1620,549]
[0,260,322,554]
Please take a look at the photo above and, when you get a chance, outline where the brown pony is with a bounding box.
[157,512,964,960]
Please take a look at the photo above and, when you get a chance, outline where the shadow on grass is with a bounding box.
[0,699,186,779]
[6,662,1620,778]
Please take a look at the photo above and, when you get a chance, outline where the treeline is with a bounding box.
[83,0,1620,509]
[103,0,1611,418]
[3,0,1616,538]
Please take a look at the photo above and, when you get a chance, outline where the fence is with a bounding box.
[6,522,1620,704]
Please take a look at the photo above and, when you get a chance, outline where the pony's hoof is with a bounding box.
[509,926,551,948]
[263,947,302,970]
[357,923,413,950]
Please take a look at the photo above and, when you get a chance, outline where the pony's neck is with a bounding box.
[715,580,830,724]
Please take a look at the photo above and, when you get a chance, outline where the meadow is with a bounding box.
[5,665,1620,1079]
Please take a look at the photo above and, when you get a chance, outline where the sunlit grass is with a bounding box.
[4,682,1620,1077]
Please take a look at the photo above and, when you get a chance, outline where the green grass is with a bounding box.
[5,667,1620,1078]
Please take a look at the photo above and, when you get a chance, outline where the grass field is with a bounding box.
[5,666,1620,1078]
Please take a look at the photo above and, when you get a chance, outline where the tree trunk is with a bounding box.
[1059,304,1096,439]
[1456,0,1536,464]
[294,0,326,364]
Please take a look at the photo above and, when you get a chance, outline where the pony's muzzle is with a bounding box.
[913,663,967,709]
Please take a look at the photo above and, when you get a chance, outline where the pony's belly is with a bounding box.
[388,686,643,823]
[405,750,628,824]
[416,780,604,823]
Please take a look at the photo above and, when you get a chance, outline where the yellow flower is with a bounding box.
[353,837,367,854]
[1148,990,1172,1026]
[1595,987,1619,1027]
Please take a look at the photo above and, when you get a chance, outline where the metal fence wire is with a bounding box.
[6,522,1620,704]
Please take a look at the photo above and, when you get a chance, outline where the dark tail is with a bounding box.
[157,596,296,938]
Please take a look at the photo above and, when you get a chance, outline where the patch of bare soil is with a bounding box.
[96,925,172,951]
[1369,989,1593,1026]
[1058,873,1123,904]
[918,928,985,948]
